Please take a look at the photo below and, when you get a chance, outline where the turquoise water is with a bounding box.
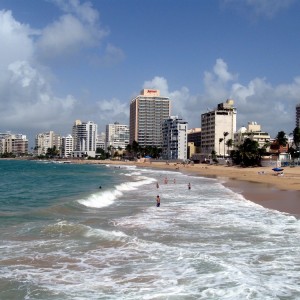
[1,159,300,299]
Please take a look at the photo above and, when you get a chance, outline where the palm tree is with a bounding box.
[238,138,260,166]
[218,138,223,156]
[293,127,300,151]
[226,138,233,156]
[275,131,288,154]
[223,132,229,157]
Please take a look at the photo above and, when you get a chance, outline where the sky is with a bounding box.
[1,0,300,147]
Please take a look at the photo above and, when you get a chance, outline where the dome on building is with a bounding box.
[237,126,247,133]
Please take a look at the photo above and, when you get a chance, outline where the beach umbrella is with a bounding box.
[272,167,284,172]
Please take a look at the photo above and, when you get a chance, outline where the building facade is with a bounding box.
[96,132,106,150]
[35,131,61,156]
[187,128,201,147]
[296,103,300,128]
[201,99,237,157]
[72,120,97,158]
[61,134,74,158]
[129,89,170,147]
[105,122,129,150]
[0,133,28,156]
[162,116,188,160]
[234,122,270,150]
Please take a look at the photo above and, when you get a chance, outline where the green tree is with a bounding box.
[275,131,288,154]
[96,147,106,159]
[292,127,300,151]
[218,138,223,156]
[46,146,59,158]
[226,139,233,156]
[232,138,260,167]
[223,132,229,157]
[211,150,217,163]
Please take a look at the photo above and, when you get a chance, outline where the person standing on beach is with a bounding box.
[156,195,160,207]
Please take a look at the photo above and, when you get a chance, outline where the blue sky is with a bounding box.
[1,0,300,146]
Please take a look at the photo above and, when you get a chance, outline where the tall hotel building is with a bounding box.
[72,120,97,158]
[129,89,170,147]
[296,103,300,128]
[201,99,237,157]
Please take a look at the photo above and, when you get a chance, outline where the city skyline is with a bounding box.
[1,0,300,145]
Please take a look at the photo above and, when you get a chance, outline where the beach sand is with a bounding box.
[68,159,300,216]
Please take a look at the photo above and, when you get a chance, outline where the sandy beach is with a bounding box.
[72,159,300,216]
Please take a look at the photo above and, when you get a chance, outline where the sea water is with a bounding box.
[0,160,299,300]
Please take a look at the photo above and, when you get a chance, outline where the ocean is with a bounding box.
[0,160,299,300]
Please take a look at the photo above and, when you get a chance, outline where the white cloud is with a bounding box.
[0,2,123,143]
[0,10,36,68]
[36,13,108,60]
[1,60,76,129]
[203,58,237,103]
[52,0,99,25]
[91,43,125,66]
[246,0,295,18]
[143,76,169,96]
[222,0,296,18]
[142,59,299,136]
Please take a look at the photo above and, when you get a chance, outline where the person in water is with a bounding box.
[188,183,191,190]
[156,195,160,207]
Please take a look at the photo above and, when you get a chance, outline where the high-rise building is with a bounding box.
[129,89,170,147]
[201,99,237,157]
[296,103,300,128]
[61,134,74,158]
[106,122,129,150]
[35,131,61,156]
[162,116,188,160]
[72,120,97,158]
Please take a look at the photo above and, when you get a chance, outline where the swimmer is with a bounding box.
[156,195,161,207]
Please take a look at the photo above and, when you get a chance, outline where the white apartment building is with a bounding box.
[96,132,106,150]
[162,116,188,160]
[105,122,129,150]
[129,89,170,147]
[201,99,237,157]
[72,120,97,158]
[234,122,271,149]
[35,131,61,156]
[61,134,74,158]
[0,133,28,155]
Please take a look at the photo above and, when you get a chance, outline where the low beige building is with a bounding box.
[234,122,270,150]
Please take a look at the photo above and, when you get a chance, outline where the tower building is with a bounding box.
[201,99,237,157]
[129,89,170,147]
[162,116,188,160]
[72,120,97,158]
[296,103,300,128]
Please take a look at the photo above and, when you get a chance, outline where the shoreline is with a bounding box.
[6,158,299,216]
[71,159,300,217]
